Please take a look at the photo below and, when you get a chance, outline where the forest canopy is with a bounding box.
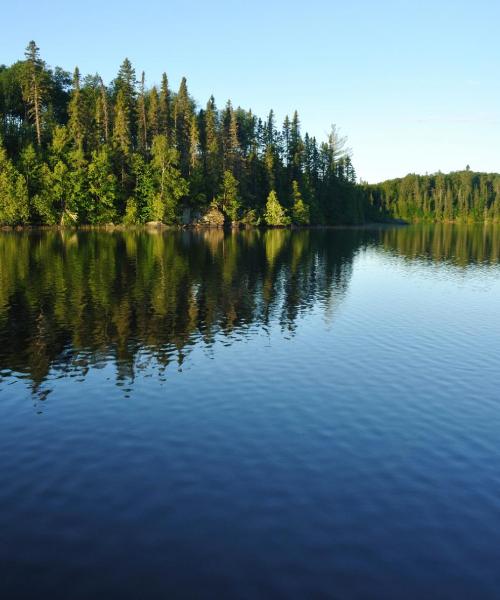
[364,170,500,223]
[1,42,499,227]
[0,42,361,227]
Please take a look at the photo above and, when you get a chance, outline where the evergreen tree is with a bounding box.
[137,71,148,152]
[159,73,171,141]
[22,41,45,146]
[96,76,110,144]
[147,86,160,144]
[203,96,221,200]
[291,180,309,225]
[173,77,192,176]
[68,67,88,149]
[264,190,289,226]
[150,134,188,223]
[113,89,131,155]
[87,146,118,223]
[216,170,240,222]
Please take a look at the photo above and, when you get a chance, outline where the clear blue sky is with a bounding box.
[2,0,499,182]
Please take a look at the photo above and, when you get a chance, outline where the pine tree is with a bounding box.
[22,41,45,146]
[159,73,171,142]
[137,71,148,152]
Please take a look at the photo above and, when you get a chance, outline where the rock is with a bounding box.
[146,221,164,228]
[196,207,225,227]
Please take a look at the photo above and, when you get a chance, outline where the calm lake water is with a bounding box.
[1,225,500,599]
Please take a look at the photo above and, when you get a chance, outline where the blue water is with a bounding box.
[1,226,500,598]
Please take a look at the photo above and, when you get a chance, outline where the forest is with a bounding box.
[364,171,500,223]
[1,42,499,227]
[0,42,362,227]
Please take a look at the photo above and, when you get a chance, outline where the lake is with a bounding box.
[1,225,500,599]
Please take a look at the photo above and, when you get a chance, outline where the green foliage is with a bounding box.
[291,180,310,225]
[364,171,500,223]
[264,190,289,226]
[0,40,407,227]
[149,134,188,223]
[0,141,29,225]
[216,170,240,222]
[87,146,118,223]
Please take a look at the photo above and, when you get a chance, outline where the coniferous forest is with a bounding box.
[1,42,499,227]
[364,171,500,223]
[0,42,362,227]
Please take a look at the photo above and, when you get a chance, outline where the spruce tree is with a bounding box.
[137,71,148,152]
[68,67,88,149]
[174,77,192,176]
[147,86,160,145]
[159,73,171,142]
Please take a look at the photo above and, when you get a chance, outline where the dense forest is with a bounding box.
[0,41,363,227]
[2,42,499,228]
[364,171,500,223]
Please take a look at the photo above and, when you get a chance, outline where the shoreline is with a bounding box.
[2,219,499,232]
[0,220,410,233]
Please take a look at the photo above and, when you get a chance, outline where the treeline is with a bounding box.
[0,41,363,227]
[364,171,500,223]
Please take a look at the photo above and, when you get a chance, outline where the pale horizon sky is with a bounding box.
[2,0,499,182]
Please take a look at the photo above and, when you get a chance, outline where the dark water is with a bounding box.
[1,225,500,599]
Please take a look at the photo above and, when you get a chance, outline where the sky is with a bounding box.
[2,0,499,182]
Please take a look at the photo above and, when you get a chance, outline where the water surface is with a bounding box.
[1,225,500,598]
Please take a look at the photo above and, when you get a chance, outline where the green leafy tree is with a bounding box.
[0,140,29,224]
